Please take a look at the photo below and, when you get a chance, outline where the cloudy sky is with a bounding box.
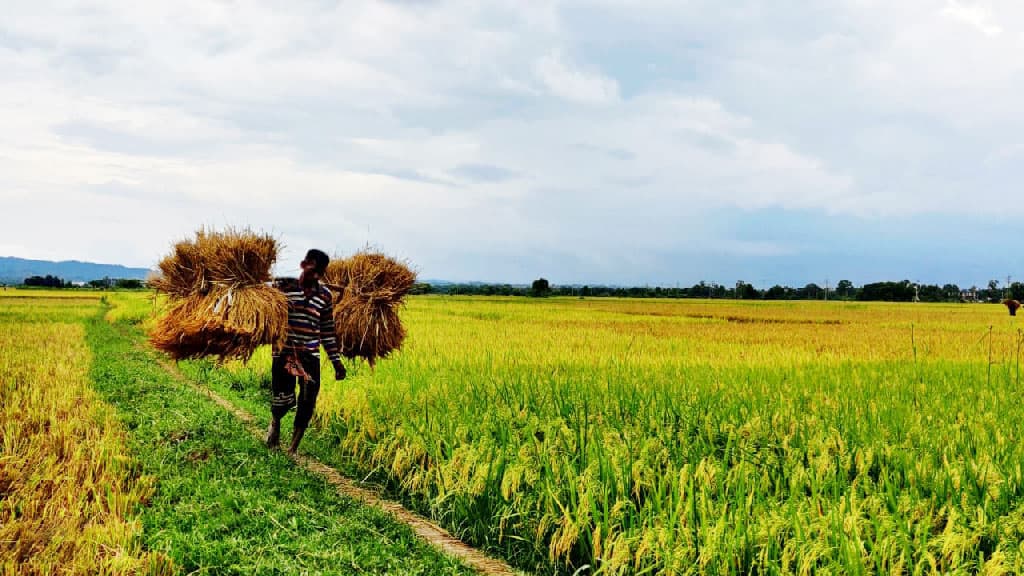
[2,0,1023,286]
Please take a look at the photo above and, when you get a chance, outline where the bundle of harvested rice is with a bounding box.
[148,228,287,363]
[324,251,416,366]
[149,229,279,296]
[148,239,208,298]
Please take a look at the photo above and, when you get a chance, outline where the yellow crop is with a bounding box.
[0,292,171,575]
[156,293,1024,573]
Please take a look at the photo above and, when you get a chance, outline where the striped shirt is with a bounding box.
[273,279,341,362]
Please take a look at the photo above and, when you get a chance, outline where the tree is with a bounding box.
[942,284,961,301]
[917,284,944,302]
[88,277,113,289]
[801,283,822,300]
[24,275,65,288]
[1010,282,1024,301]
[530,278,551,297]
[735,281,759,299]
[409,282,433,295]
[858,281,915,302]
[984,279,1002,302]
[835,279,854,300]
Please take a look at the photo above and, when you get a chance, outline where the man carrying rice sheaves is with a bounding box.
[266,249,346,454]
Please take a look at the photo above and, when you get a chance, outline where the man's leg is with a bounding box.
[268,355,296,448]
[288,354,321,454]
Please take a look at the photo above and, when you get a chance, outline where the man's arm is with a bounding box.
[320,290,346,380]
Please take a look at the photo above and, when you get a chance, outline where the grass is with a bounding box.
[173,295,1024,574]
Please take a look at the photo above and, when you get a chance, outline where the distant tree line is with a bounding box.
[23,275,70,288]
[20,276,145,289]
[88,277,144,289]
[414,278,1024,303]
[20,274,1019,302]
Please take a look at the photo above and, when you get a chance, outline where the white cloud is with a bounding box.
[943,0,1003,37]
[535,52,620,104]
[2,0,1024,283]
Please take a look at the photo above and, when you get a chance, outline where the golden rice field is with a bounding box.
[8,290,1024,574]
[0,293,171,575]
[198,296,1024,575]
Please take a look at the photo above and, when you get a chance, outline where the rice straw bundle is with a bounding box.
[202,229,279,287]
[150,229,279,296]
[148,239,208,298]
[324,251,416,366]
[148,228,287,363]
[149,310,236,361]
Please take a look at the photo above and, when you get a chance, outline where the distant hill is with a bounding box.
[0,256,151,284]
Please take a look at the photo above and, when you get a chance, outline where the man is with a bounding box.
[1005,299,1021,316]
[266,249,346,454]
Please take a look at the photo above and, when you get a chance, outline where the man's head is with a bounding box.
[300,249,329,287]
[302,249,329,274]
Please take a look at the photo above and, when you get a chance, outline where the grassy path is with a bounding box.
[151,353,518,576]
[86,312,478,576]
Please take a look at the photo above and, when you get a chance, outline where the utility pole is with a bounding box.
[825,277,829,301]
